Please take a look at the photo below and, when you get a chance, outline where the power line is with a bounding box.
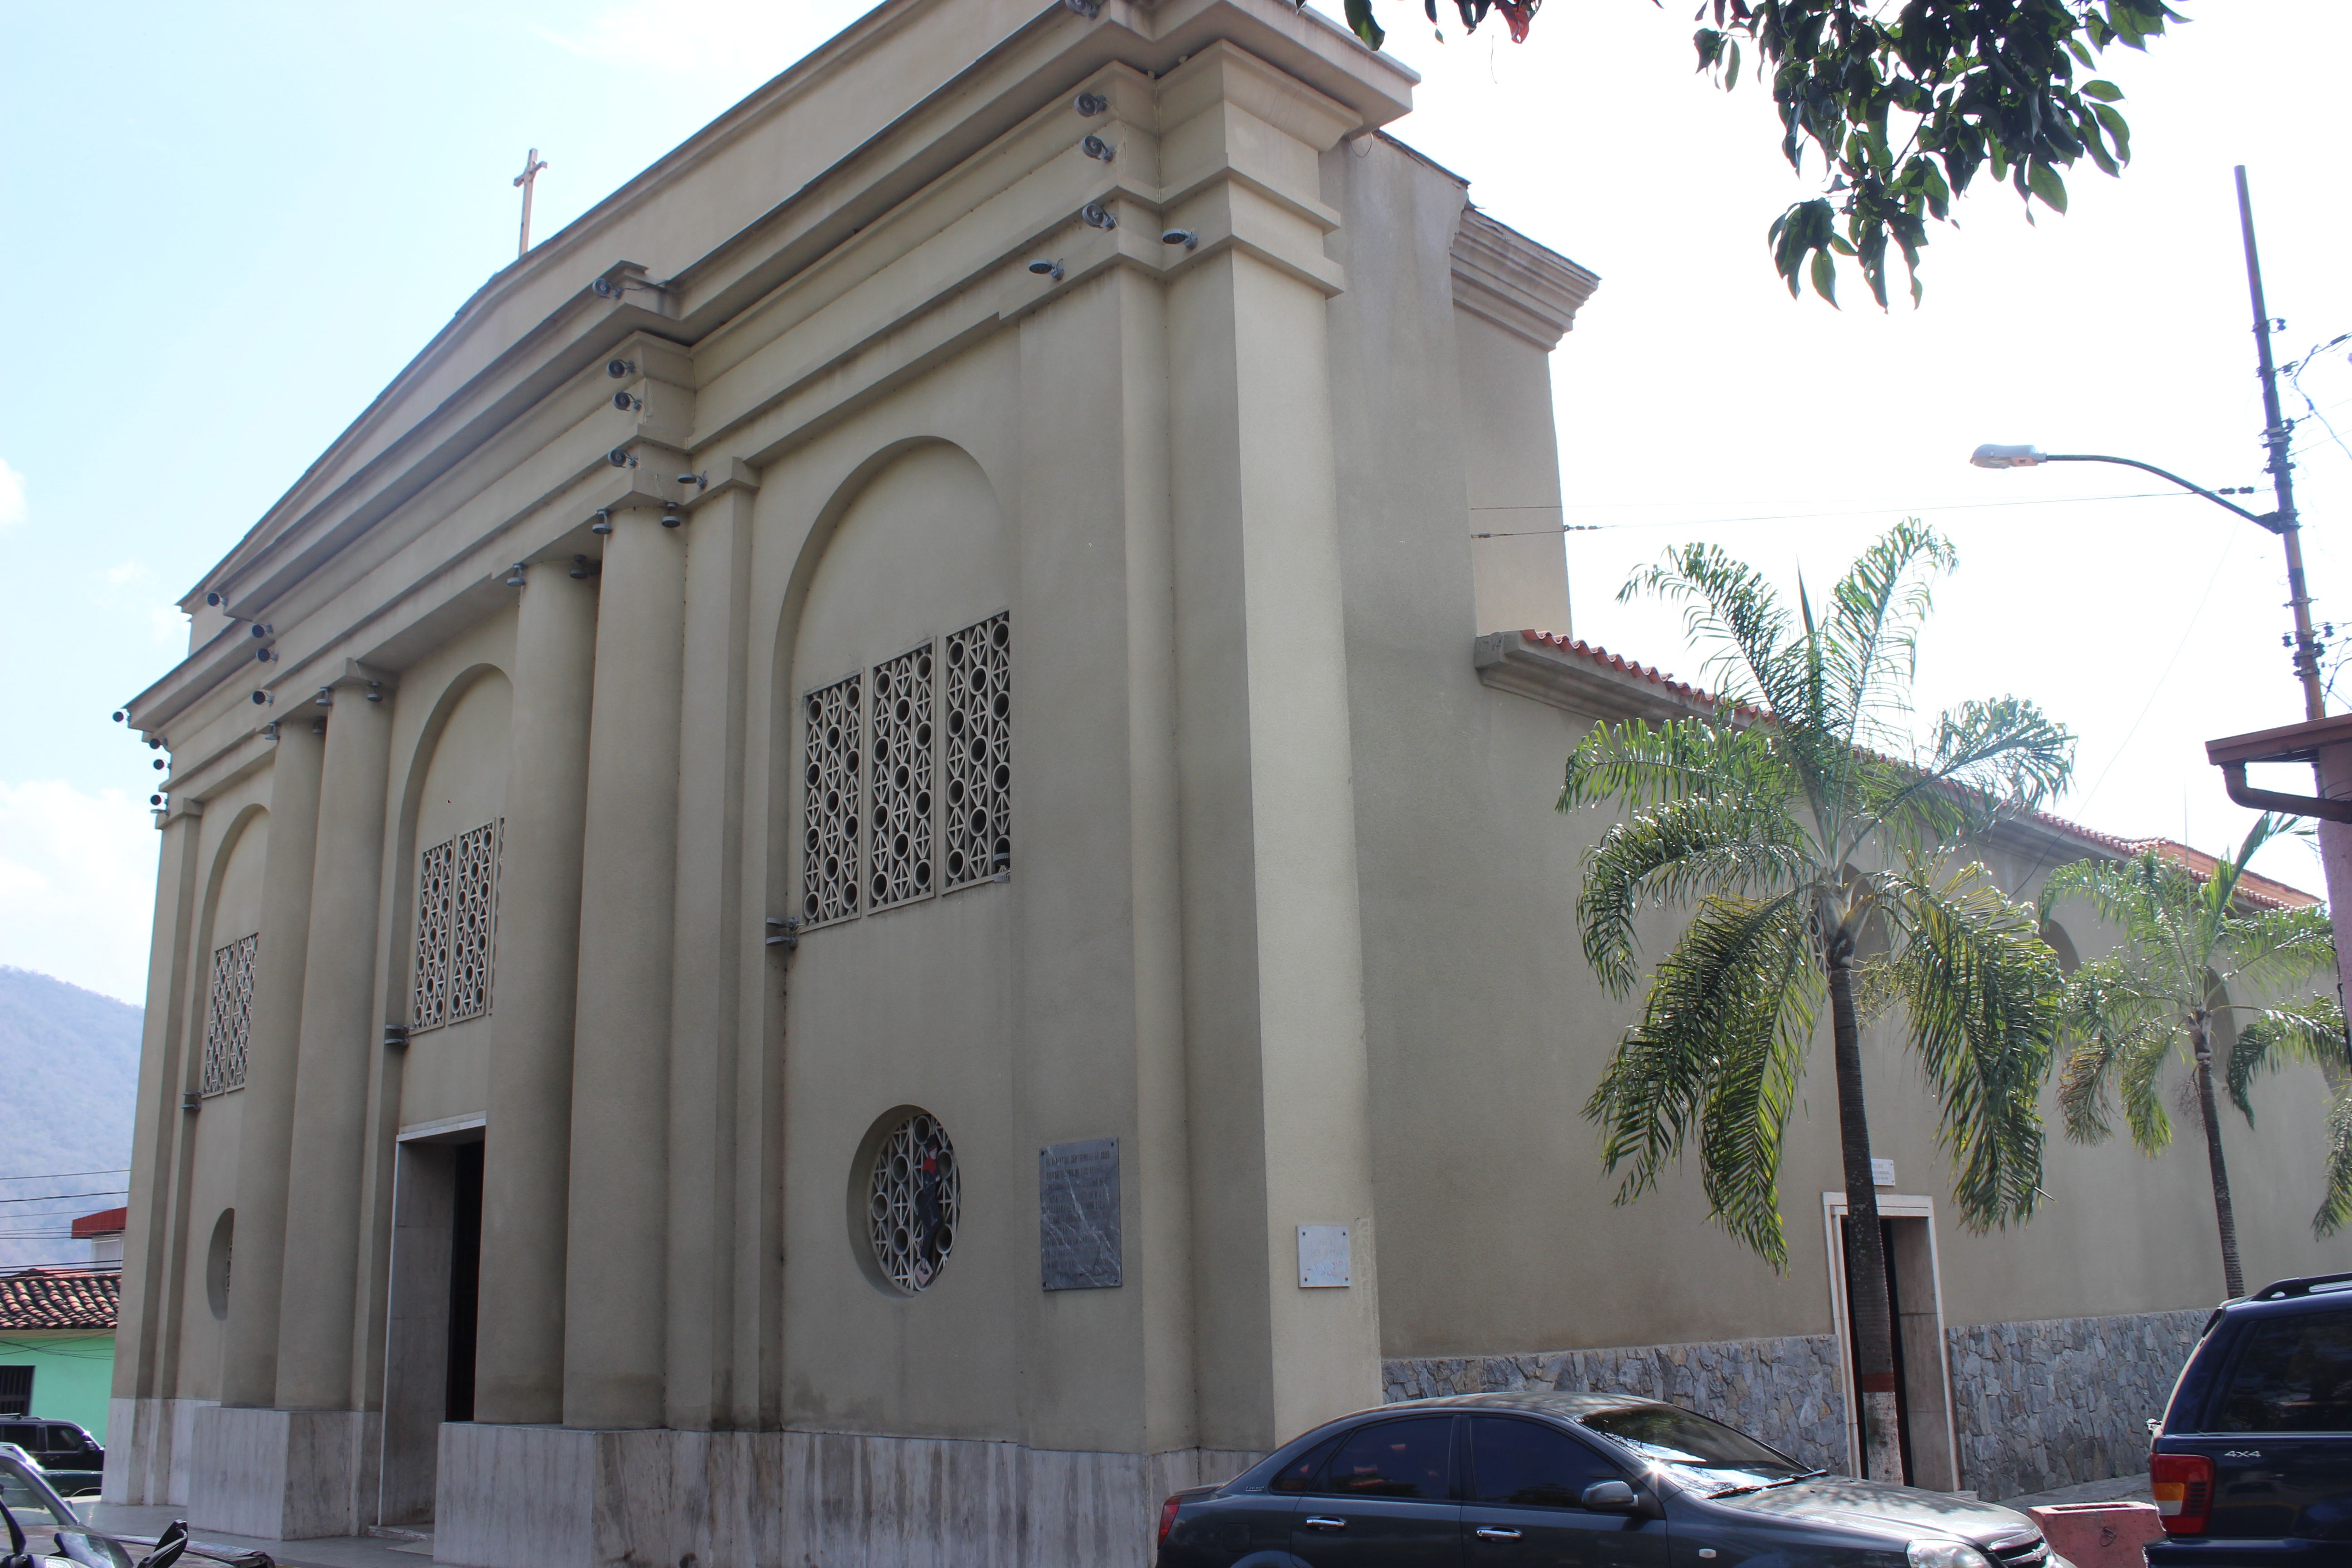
[0,1190,127,1206]
[0,1169,128,1184]
[1470,489,2208,539]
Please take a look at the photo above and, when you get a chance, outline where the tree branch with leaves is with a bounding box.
[1342,0,2181,306]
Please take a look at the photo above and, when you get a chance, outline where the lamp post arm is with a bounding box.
[2042,453,2283,534]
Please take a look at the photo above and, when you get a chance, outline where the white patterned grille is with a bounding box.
[801,673,863,926]
[942,613,1010,890]
[412,820,500,1032]
[867,1111,959,1294]
[200,934,258,1097]
[868,643,936,911]
[447,822,500,1023]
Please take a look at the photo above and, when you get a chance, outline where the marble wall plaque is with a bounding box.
[1298,1224,1352,1288]
[1039,1137,1121,1290]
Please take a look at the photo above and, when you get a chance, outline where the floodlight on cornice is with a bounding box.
[607,358,636,379]
[1081,134,1114,162]
[1073,92,1108,116]
[608,448,639,469]
[1161,229,1198,251]
[614,392,643,412]
[1027,258,1065,280]
[1081,202,1117,230]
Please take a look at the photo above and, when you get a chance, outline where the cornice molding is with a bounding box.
[1450,207,1599,351]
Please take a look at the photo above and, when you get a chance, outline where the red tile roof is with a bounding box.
[1517,630,2322,907]
[70,1208,127,1240]
[0,1268,120,1331]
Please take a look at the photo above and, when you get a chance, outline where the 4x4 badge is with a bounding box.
[2222,1450,2263,1457]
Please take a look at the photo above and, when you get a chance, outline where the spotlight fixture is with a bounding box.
[505,562,528,588]
[112,710,124,723]
[250,623,271,639]
[1063,0,1102,17]
[204,590,224,607]
[608,448,639,468]
[591,509,613,535]
[660,509,685,529]
[153,758,166,771]
[1027,258,1065,281]
[261,721,279,740]
[607,358,636,379]
[1161,228,1198,251]
[613,391,643,412]
[314,687,334,708]
[1073,91,1108,116]
[765,915,801,951]
[1081,134,1114,162]
[365,681,386,703]
[1081,202,1117,230]
[252,690,272,706]
[147,738,161,750]
[151,794,163,807]
[383,1024,412,1048]
[569,554,599,579]
[255,646,275,664]
[677,471,708,490]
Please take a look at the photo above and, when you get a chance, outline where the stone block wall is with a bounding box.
[1943,1308,2205,1502]
[1383,1333,1849,1473]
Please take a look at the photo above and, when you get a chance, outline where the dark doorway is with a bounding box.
[445,1140,483,1423]
[1834,1207,1959,1489]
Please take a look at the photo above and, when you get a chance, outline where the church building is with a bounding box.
[103,0,2350,1562]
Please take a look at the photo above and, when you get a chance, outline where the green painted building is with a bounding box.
[0,1268,119,1442]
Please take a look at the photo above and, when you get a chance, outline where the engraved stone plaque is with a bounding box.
[1039,1137,1121,1290]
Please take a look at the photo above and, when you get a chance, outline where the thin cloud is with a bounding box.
[0,780,158,1005]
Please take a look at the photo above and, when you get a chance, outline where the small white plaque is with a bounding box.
[1871,1158,1896,1188]
[1298,1224,1351,1288]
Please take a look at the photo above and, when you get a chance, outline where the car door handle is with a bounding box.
[1304,1516,1348,1530]
[1475,1526,1524,1541]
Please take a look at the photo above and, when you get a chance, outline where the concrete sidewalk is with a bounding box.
[77,1505,432,1568]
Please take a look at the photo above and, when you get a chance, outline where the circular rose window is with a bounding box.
[867,1110,959,1294]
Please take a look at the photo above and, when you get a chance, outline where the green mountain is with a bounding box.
[0,967,142,1269]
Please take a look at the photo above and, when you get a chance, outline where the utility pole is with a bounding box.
[2236,166,2325,722]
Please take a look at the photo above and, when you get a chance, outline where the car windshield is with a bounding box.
[0,1454,74,1526]
[1575,1405,1818,1493]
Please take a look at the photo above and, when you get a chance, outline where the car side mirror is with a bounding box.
[1581,1480,1639,1512]
[136,1520,189,1568]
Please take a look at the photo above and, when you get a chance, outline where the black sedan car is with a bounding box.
[1156,1391,2065,1568]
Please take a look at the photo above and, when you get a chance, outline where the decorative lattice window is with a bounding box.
[942,613,1010,890]
[867,1111,959,1294]
[200,934,257,1097]
[868,643,936,911]
[802,673,863,926]
[411,820,500,1033]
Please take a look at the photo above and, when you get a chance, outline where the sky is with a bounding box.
[0,0,2346,1004]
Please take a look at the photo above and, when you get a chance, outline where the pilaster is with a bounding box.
[475,563,600,1425]
[278,670,397,1411]
[1157,45,1383,1452]
[219,718,324,1411]
[564,502,689,1430]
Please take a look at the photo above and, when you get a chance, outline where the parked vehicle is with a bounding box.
[0,1446,265,1568]
[0,1420,104,1496]
[1156,1391,2068,1567]
[2146,1270,2352,1565]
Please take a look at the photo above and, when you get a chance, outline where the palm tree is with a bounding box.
[2046,815,2348,1300]
[1560,521,2073,1483]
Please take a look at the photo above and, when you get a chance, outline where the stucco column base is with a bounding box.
[431,1422,1262,1568]
[103,1396,212,1506]
[186,1405,372,1539]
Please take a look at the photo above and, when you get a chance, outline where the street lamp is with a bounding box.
[1969,441,2320,714]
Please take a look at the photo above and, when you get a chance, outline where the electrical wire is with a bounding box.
[0,1170,127,1184]
[0,1191,127,1206]
[1470,488,2210,539]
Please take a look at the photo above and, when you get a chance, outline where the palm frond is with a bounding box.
[2220,904,2337,995]
[1864,697,2075,852]
[1815,519,1955,756]
[2054,950,2176,1147]
[1881,865,2061,1228]
[1617,543,1799,720]
[2316,1077,2352,1239]
[1584,892,1816,1268]
[1576,797,1813,995]
[1558,717,1793,813]
[2229,994,2347,1120]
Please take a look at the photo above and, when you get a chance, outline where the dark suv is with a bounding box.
[1156,1391,2062,1567]
[0,1419,103,1494]
[2147,1270,2352,1565]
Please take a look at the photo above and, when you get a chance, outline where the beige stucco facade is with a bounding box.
[102,0,2348,1561]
